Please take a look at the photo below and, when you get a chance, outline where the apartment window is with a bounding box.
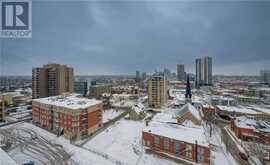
[185,144,192,159]
[197,147,205,162]
[164,138,170,150]
[174,142,180,155]
[147,140,151,146]
[154,136,160,146]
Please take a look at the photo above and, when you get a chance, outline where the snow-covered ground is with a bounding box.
[0,122,121,165]
[204,123,238,165]
[84,119,180,165]
[103,109,125,123]
[0,121,179,165]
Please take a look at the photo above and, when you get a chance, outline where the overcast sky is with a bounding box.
[1,1,270,76]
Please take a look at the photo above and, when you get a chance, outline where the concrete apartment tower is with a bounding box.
[32,64,74,99]
[195,56,212,87]
[147,73,168,108]
[177,64,186,81]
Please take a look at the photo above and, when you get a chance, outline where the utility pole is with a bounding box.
[1,95,5,122]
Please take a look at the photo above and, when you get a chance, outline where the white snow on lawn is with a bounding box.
[205,124,238,165]
[1,123,116,165]
[103,109,124,123]
[84,119,180,165]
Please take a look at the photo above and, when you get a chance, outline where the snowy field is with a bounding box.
[0,121,179,165]
[103,109,125,123]
[0,120,240,165]
[0,122,122,165]
[84,119,180,165]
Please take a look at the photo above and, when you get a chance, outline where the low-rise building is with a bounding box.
[201,104,216,120]
[129,103,146,120]
[89,84,112,99]
[32,94,103,140]
[142,121,210,164]
[211,95,237,106]
[142,102,209,164]
[174,103,202,125]
[230,116,270,144]
[216,105,265,120]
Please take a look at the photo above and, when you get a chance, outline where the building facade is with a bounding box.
[74,81,88,97]
[142,122,210,164]
[195,57,212,87]
[260,70,270,85]
[147,74,168,108]
[32,64,74,99]
[32,94,103,140]
[230,116,270,144]
[177,64,186,81]
[89,84,112,99]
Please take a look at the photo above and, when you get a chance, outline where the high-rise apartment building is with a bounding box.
[177,64,186,81]
[147,73,168,108]
[136,71,141,82]
[195,57,212,87]
[32,64,74,99]
[260,70,270,85]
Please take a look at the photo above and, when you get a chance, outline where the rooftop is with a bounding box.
[143,121,208,147]
[175,103,202,121]
[217,105,262,115]
[33,94,102,110]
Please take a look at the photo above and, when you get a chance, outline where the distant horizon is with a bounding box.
[0,73,263,77]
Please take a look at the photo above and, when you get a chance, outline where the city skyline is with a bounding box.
[1,1,270,76]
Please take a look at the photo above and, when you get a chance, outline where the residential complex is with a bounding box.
[32,64,74,99]
[195,56,212,86]
[147,73,168,108]
[32,94,103,140]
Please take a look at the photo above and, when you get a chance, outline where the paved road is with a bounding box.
[0,117,32,128]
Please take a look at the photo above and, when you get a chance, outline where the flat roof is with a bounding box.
[143,121,209,147]
[217,105,262,115]
[33,94,102,110]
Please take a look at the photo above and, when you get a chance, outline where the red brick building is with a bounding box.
[142,121,210,164]
[230,116,270,144]
[32,94,103,140]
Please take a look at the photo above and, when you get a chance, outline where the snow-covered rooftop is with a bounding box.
[234,116,270,132]
[33,94,102,110]
[234,116,257,129]
[175,103,202,121]
[132,103,145,114]
[143,121,209,147]
[152,113,177,124]
[217,105,262,115]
